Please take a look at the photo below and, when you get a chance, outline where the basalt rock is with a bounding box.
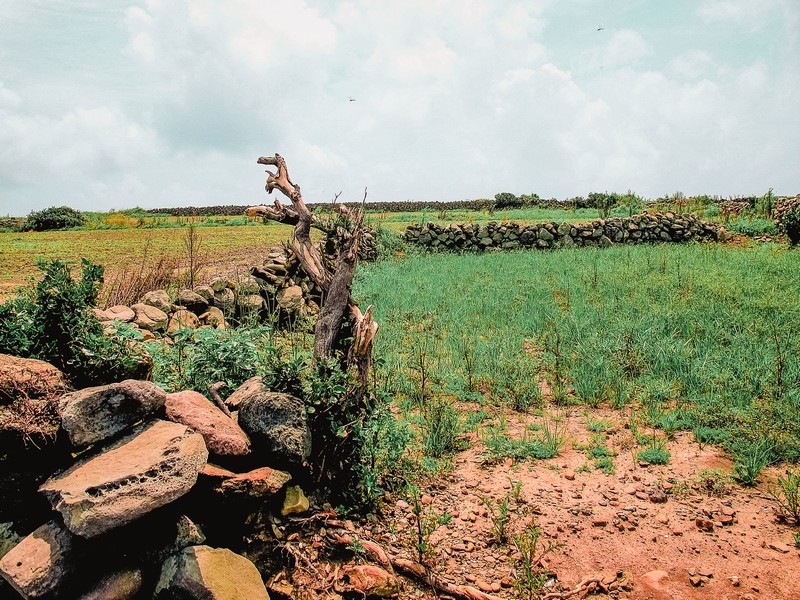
[58,380,167,447]
[40,420,207,538]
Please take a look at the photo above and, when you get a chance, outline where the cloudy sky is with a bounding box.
[0,0,798,215]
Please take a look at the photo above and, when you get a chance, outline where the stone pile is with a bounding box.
[404,212,725,252]
[0,354,312,599]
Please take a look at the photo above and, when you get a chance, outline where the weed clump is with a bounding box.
[0,259,148,387]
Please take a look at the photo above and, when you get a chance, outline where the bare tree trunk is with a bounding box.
[246,154,377,382]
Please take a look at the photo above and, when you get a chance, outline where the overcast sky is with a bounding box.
[1,0,798,215]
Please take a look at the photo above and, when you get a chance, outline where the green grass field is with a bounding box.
[354,243,800,464]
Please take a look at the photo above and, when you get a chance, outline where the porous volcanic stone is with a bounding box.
[237,391,311,467]
[40,420,208,538]
[0,520,74,599]
[154,545,269,600]
[59,380,167,447]
[165,391,251,457]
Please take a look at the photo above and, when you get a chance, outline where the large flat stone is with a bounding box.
[165,391,250,457]
[40,420,207,538]
[59,380,167,447]
[0,521,74,599]
[155,545,269,600]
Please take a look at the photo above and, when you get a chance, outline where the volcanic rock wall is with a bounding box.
[403,212,725,251]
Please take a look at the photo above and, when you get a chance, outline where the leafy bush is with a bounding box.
[373,224,407,258]
[24,206,85,231]
[586,192,619,218]
[420,397,462,457]
[149,326,272,394]
[726,216,778,237]
[0,259,148,387]
[494,192,523,210]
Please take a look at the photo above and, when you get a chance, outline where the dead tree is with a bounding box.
[247,154,378,500]
[247,154,377,376]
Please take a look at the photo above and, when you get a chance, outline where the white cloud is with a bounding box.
[0,0,798,214]
[698,0,782,26]
[669,50,718,80]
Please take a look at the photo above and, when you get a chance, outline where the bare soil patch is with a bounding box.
[290,405,800,599]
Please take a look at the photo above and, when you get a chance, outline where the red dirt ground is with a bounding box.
[310,405,800,599]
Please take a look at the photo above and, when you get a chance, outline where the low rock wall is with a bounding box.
[403,212,724,251]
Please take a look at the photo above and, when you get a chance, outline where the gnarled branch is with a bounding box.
[247,154,377,376]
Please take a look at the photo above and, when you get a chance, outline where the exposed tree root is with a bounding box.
[333,530,503,600]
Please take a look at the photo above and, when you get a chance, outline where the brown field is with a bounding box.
[0,223,295,302]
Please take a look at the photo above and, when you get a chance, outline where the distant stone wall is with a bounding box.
[403,212,725,252]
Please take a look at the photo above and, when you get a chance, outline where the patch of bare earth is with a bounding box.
[340,405,799,599]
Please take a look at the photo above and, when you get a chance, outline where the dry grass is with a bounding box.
[0,223,294,303]
[100,241,183,308]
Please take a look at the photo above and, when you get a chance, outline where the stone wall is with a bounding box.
[403,212,725,252]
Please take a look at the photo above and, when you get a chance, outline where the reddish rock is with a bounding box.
[639,570,670,599]
[564,470,576,481]
[224,376,264,410]
[342,565,399,597]
[695,518,714,532]
[165,390,251,456]
[0,521,74,599]
[215,467,292,498]
[101,305,136,323]
[131,303,168,332]
[166,310,200,335]
[40,420,208,537]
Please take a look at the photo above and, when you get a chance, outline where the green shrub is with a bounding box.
[726,216,778,237]
[494,192,523,209]
[149,326,272,394]
[769,470,800,523]
[637,447,670,465]
[0,259,147,387]
[374,224,406,258]
[586,192,619,218]
[24,206,85,231]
